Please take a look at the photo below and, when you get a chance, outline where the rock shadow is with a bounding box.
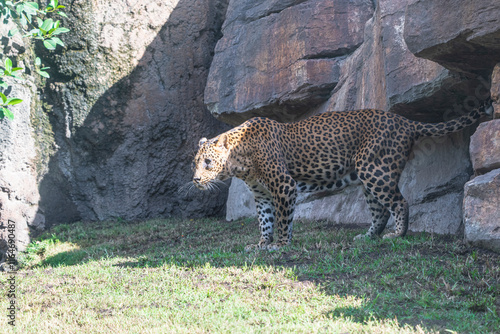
[37,0,230,229]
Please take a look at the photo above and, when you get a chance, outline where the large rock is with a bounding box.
[34,0,231,227]
[404,0,500,76]
[464,169,500,252]
[226,178,372,226]
[470,120,500,175]
[491,63,500,119]
[399,131,472,234]
[205,0,375,125]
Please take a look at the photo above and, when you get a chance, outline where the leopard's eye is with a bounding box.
[204,158,212,166]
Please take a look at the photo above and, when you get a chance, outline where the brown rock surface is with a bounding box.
[464,169,500,252]
[205,0,374,125]
[37,0,231,225]
[491,63,500,119]
[470,120,500,175]
[404,0,500,76]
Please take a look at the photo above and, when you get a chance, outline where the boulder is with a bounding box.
[399,131,473,234]
[36,0,231,226]
[226,178,372,226]
[464,169,500,252]
[404,0,500,76]
[205,0,375,125]
[225,178,256,221]
[491,63,500,119]
[470,120,500,175]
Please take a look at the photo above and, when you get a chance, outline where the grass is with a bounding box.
[1,217,499,333]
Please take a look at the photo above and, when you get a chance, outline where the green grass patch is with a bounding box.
[1,218,499,333]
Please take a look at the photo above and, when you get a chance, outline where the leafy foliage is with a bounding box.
[0,0,70,120]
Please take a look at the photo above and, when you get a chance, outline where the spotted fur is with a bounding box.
[192,104,490,250]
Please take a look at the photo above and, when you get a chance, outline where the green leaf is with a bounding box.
[8,28,18,36]
[5,58,12,73]
[0,92,7,104]
[51,37,64,47]
[37,70,50,78]
[36,17,43,27]
[43,39,57,50]
[24,28,39,37]
[53,27,70,35]
[20,14,27,27]
[35,57,42,66]
[57,5,65,9]
[15,3,24,15]
[0,82,7,89]
[2,107,14,120]
[11,67,23,72]
[41,18,54,32]
[6,98,22,106]
[25,2,39,11]
[57,11,68,18]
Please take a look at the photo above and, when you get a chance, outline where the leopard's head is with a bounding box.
[192,134,231,190]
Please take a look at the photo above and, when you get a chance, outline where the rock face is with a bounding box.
[1,0,231,262]
[205,0,374,125]
[211,0,500,237]
[404,0,500,76]
[465,81,500,252]
[491,63,500,119]
[469,120,500,175]
[35,0,231,226]
[0,21,41,256]
[464,169,500,252]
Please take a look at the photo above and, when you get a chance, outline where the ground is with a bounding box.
[1,218,499,333]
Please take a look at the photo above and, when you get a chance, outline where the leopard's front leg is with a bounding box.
[244,181,275,252]
[266,174,297,251]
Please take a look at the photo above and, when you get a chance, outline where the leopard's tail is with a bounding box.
[414,99,492,138]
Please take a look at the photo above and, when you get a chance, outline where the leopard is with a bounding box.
[192,103,492,251]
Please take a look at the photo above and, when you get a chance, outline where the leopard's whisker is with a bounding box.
[178,181,197,196]
[215,179,229,189]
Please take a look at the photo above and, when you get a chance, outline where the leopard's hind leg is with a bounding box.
[356,154,409,239]
[354,188,391,240]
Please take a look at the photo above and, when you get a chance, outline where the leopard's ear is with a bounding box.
[215,134,229,150]
[199,138,207,147]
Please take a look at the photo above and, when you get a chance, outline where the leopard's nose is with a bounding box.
[193,177,201,184]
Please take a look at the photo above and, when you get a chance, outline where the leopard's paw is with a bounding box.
[382,233,399,239]
[264,242,289,251]
[353,233,369,241]
[244,244,260,252]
